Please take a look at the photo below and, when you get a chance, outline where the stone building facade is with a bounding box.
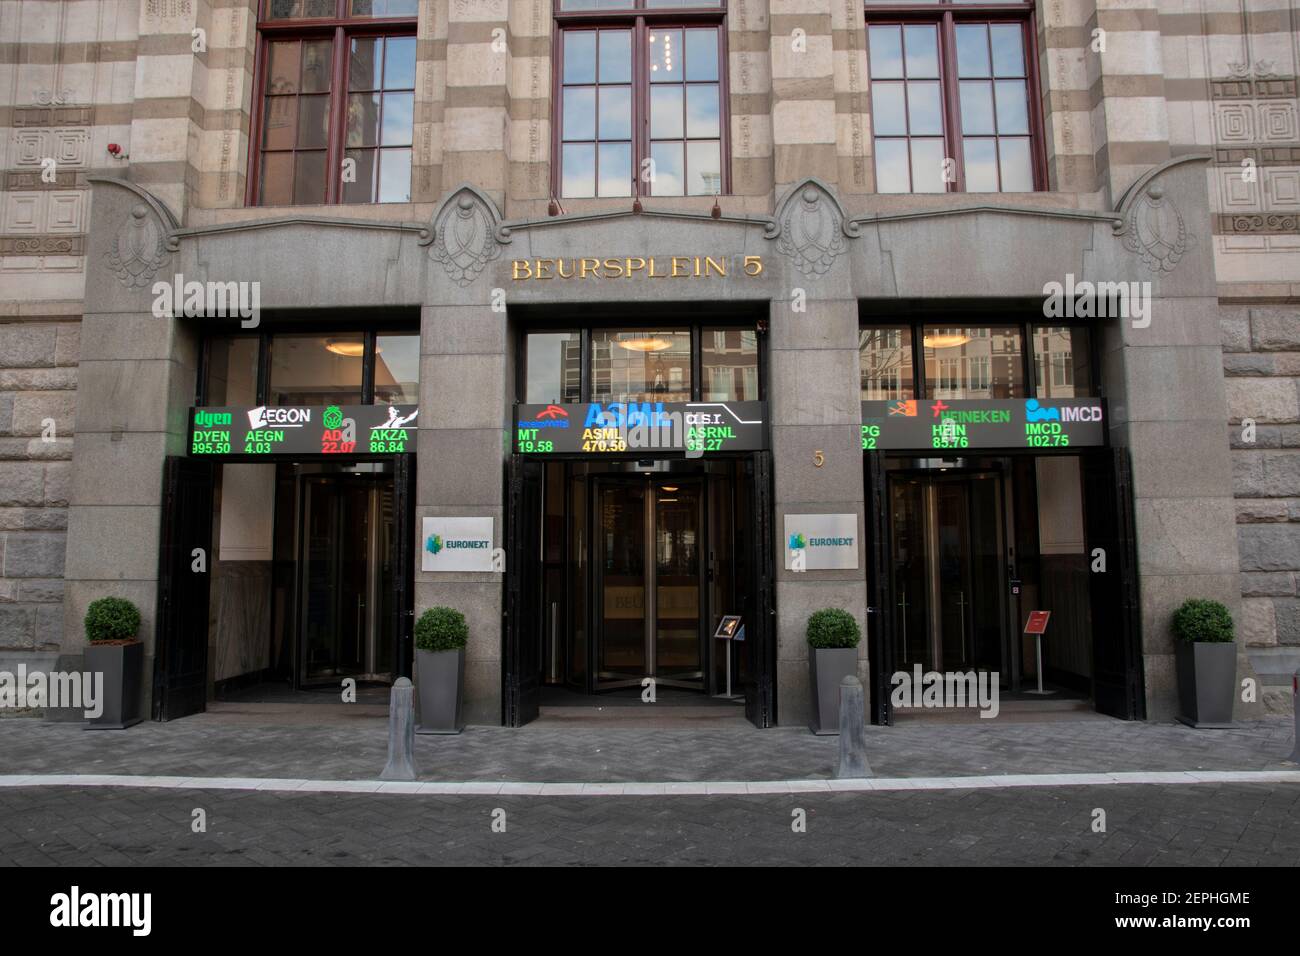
[0,0,1296,722]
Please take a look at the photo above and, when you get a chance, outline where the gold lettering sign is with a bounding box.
[512,255,763,280]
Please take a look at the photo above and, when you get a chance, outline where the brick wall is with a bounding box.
[0,319,78,655]
[1222,306,1300,707]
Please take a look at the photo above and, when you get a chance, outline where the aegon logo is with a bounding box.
[247,406,311,429]
[1060,405,1103,422]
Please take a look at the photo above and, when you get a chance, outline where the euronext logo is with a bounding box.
[426,534,443,555]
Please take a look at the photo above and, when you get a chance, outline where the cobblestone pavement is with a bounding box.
[1,781,1297,866]
[1,713,1294,783]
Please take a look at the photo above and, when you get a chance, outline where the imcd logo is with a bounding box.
[1025,399,1103,424]
[426,534,443,555]
[194,410,231,428]
[1025,399,1060,423]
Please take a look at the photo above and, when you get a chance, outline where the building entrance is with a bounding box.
[505,454,775,727]
[889,470,1006,675]
[297,473,396,685]
[594,477,704,689]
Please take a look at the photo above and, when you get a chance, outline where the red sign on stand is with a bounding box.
[1024,610,1051,635]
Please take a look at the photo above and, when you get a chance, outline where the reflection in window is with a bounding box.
[269,333,365,405]
[590,330,691,403]
[1032,326,1092,398]
[343,35,416,203]
[373,333,420,404]
[859,327,914,399]
[923,325,1024,398]
[701,328,758,400]
[525,332,583,403]
[206,337,260,405]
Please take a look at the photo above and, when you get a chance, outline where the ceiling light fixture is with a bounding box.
[324,339,366,357]
[922,332,971,350]
[617,335,673,352]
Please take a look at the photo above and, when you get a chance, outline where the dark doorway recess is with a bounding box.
[863,448,1142,725]
[504,452,775,728]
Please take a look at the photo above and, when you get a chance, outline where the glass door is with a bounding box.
[593,477,706,691]
[297,475,395,687]
[596,481,648,687]
[653,481,703,687]
[889,471,1006,675]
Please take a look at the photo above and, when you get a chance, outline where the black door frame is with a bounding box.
[153,456,217,721]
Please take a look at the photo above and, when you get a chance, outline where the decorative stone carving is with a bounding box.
[104,203,169,289]
[425,185,504,286]
[771,180,850,278]
[1119,183,1189,274]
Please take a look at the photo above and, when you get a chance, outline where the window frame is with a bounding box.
[246,0,418,207]
[519,318,763,404]
[859,316,1100,401]
[864,1,1047,193]
[198,319,419,406]
[552,0,731,200]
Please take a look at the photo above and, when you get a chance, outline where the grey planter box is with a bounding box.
[809,647,858,735]
[1175,641,1237,728]
[83,642,143,730]
[416,648,464,734]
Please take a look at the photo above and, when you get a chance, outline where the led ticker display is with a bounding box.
[190,405,418,457]
[514,401,767,455]
[860,398,1106,451]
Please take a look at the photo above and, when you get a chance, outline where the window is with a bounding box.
[702,328,758,401]
[859,327,914,399]
[373,333,420,403]
[522,323,760,403]
[867,2,1040,193]
[252,1,416,205]
[525,331,583,404]
[591,329,692,402]
[1032,326,1092,398]
[201,328,419,405]
[555,1,726,198]
[922,325,1024,398]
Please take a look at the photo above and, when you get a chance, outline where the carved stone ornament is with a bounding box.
[773,182,848,277]
[104,203,169,289]
[428,186,503,286]
[1120,183,1188,274]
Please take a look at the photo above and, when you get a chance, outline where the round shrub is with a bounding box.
[84,597,142,643]
[415,606,469,652]
[1170,598,1234,643]
[806,608,861,649]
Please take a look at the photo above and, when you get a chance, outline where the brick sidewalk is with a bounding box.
[2,781,1298,866]
[1,712,1294,783]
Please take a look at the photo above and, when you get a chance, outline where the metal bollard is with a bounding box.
[380,677,417,781]
[834,675,872,779]
[1290,668,1299,764]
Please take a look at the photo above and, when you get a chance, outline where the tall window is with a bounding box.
[252,1,417,205]
[555,1,727,198]
[866,2,1040,193]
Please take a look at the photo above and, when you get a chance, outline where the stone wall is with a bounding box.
[1222,305,1300,710]
[0,318,78,660]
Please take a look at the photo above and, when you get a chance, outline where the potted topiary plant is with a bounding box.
[1172,598,1236,728]
[807,608,861,735]
[83,597,144,730]
[414,606,468,734]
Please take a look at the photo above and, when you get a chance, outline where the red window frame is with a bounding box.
[246,0,418,206]
[864,1,1047,193]
[552,0,730,199]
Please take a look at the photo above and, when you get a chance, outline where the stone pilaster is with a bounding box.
[770,0,839,191]
[442,0,510,208]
